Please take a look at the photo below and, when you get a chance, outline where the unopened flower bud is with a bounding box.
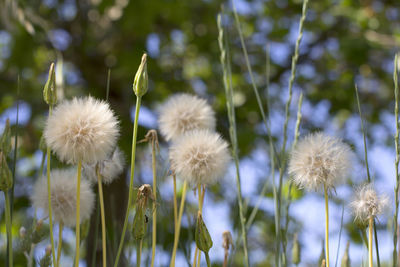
[19,226,26,238]
[45,245,52,255]
[133,53,148,97]
[43,63,57,106]
[292,233,301,265]
[195,212,213,253]
[0,152,13,191]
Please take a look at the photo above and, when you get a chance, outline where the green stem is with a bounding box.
[46,105,56,266]
[151,140,157,267]
[324,184,330,267]
[57,221,64,267]
[75,160,82,267]
[369,217,373,267]
[205,252,211,267]
[97,169,107,267]
[137,239,143,267]
[114,96,142,267]
[169,180,188,267]
[91,199,100,267]
[4,190,13,267]
[393,53,399,267]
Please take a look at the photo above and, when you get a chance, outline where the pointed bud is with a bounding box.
[19,226,26,238]
[133,53,148,97]
[195,212,213,253]
[341,242,350,267]
[1,119,12,155]
[132,206,147,240]
[0,152,13,191]
[43,63,57,106]
[292,233,301,265]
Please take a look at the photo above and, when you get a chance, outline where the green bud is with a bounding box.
[195,212,213,253]
[341,242,350,267]
[292,233,301,265]
[0,152,13,191]
[132,206,147,240]
[43,63,57,106]
[133,53,148,97]
[19,226,33,253]
[39,245,52,267]
[0,119,12,155]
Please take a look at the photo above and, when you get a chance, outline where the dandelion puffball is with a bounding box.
[169,130,230,185]
[83,148,125,184]
[288,132,353,191]
[32,169,95,227]
[44,96,119,164]
[350,183,388,223]
[158,93,216,141]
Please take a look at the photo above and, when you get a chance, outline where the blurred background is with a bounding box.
[0,0,400,266]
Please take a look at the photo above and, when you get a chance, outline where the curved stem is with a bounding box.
[97,169,107,267]
[75,160,82,267]
[151,141,157,267]
[369,217,373,267]
[4,191,13,267]
[46,105,56,266]
[169,180,188,267]
[57,221,64,267]
[324,185,330,267]
[114,96,142,267]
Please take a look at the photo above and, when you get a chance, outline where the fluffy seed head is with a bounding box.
[31,169,95,227]
[44,96,119,164]
[169,130,230,185]
[288,132,353,191]
[158,93,216,141]
[83,148,125,184]
[350,183,388,223]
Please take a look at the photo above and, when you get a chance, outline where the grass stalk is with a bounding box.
[173,174,178,230]
[4,190,13,267]
[218,10,250,267]
[46,105,56,266]
[369,217,373,267]
[97,168,107,267]
[91,199,100,267]
[57,221,64,267]
[393,53,399,267]
[150,131,158,267]
[170,180,188,267]
[324,184,330,267]
[75,160,82,266]
[114,96,142,267]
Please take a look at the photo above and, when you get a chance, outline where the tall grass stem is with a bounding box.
[151,133,157,267]
[75,160,82,266]
[369,217,373,267]
[97,168,107,267]
[393,53,399,267]
[324,184,330,267]
[4,190,12,267]
[57,222,64,267]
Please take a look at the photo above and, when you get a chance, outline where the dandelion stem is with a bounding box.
[114,96,142,267]
[173,175,178,233]
[151,140,157,267]
[137,239,143,267]
[193,185,205,267]
[75,160,82,267]
[46,105,56,267]
[4,190,12,267]
[170,180,188,267]
[57,221,64,267]
[97,168,107,267]
[393,53,399,267]
[324,184,330,267]
[205,252,211,267]
[369,216,373,267]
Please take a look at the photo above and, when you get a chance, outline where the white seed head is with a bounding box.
[31,169,95,227]
[288,132,353,191]
[169,130,230,185]
[158,93,216,141]
[44,96,119,164]
[83,147,125,184]
[350,183,388,223]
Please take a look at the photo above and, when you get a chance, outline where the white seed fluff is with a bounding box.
[44,96,119,164]
[31,169,95,227]
[83,148,125,184]
[350,183,389,223]
[288,132,353,191]
[169,129,230,185]
[158,93,216,141]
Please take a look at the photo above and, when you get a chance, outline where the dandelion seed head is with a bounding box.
[169,130,230,185]
[288,132,353,191]
[350,183,389,223]
[31,169,95,226]
[44,96,119,164]
[158,94,216,141]
[83,148,125,184]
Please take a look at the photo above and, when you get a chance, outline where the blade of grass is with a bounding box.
[355,84,381,267]
[393,53,399,267]
[218,10,249,267]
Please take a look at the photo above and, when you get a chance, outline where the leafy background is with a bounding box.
[0,0,400,266]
